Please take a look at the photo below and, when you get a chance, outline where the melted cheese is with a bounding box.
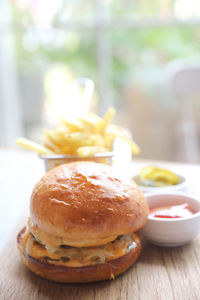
[22,229,138,267]
[29,218,118,248]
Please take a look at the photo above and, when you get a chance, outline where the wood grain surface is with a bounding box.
[1,157,200,300]
[0,216,200,300]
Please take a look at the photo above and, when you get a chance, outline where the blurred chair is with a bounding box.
[124,81,176,161]
[165,60,200,163]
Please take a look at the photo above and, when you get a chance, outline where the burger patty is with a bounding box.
[20,227,140,267]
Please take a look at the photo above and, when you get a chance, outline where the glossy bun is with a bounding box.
[30,162,149,247]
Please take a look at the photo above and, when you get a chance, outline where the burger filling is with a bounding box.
[21,228,139,267]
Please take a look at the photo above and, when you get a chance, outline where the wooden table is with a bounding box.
[0,150,200,300]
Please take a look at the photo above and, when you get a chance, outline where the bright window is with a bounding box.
[1,0,200,161]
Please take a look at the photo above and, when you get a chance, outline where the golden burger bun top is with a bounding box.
[30,161,149,248]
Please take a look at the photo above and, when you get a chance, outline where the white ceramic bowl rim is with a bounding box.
[146,192,200,222]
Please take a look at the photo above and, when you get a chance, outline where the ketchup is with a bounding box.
[150,203,194,219]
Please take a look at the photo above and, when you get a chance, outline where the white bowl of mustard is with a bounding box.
[134,174,189,194]
[133,166,190,194]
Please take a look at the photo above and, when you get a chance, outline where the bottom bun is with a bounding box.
[17,227,142,283]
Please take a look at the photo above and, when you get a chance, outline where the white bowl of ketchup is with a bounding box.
[141,192,200,247]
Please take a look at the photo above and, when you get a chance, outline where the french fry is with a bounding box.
[58,145,71,154]
[16,107,140,157]
[43,136,64,154]
[99,107,115,134]
[43,129,67,147]
[15,138,53,155]
[78,115,102,133]
[105,125,140,155]
[104,134,115,149]
[77,146,108,157]
[59,117,84,133]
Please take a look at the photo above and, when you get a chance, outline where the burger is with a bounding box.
[17,161,149,283]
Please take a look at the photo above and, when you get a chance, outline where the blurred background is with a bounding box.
[1,0,200,163]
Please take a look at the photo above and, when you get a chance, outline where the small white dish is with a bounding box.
[133,174,189,194]
[141,192,200,247]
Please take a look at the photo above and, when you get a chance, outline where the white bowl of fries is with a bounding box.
[16,108,140,172]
